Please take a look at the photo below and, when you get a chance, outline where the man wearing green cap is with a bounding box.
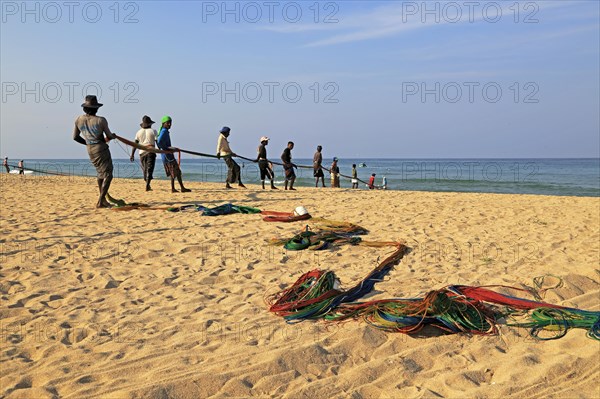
[156,116,191,193]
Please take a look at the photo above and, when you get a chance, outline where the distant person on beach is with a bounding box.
[130,115,157,191]
[368,173,376,189]
[217,126,245,189]
[330,158,340,188]
[281,141,297,190]
[18,160,24,175]
[255,136,277,190]
[157,116,191,193]
[351,164,359,189]
[313,145,326,187]
[3,157,9,173]
[72,95,116,208]
[382,175,388,190]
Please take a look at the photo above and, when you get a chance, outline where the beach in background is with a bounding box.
[1,175,598,398]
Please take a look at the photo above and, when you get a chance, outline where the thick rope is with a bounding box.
[114,135,381,187]
[4,163,69,176]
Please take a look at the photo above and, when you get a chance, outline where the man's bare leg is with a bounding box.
[237,174,246,188]
[177,175,191,192]
[97,176,112,208]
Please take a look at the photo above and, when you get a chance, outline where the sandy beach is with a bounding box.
[1,174,599,399]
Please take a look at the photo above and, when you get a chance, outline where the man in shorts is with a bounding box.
[255,136,277,189]
[351,164,359,189]
[313,145,326,188]
[157,116,191,193]
[130,115,158,191]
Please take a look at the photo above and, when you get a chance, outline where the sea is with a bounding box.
[7,158,600,197]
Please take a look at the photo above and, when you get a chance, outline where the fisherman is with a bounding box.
[368,173,376,189]
[3,157,9,173]
[330,157,340,188]
[217,126,246,189]
[18,160,24,175]
[130,115,157,191]
[281,141,297,191]
[156,116,191,193]
[255,136,277,190]
[313,145,326,188]
[72,95,116,208]
[351,164,359,189]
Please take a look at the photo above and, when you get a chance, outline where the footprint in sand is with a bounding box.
[76,375,93,384]
[14,376,33,390]
[164,276,179,285]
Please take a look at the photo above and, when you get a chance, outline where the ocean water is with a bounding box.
[7,158,600,197]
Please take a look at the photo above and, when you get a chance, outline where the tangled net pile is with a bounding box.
[267,242,600,341]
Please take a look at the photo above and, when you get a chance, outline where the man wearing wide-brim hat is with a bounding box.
[72,95,117,208]
[130,115,158,191]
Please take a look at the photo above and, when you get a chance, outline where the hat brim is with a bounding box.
[81,103,103,108]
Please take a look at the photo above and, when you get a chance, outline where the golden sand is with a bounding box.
[1,175,599,398]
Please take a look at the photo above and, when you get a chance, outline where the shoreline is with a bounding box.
[2,174,599,199]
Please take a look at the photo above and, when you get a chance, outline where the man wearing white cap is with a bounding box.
[256,136,277,190]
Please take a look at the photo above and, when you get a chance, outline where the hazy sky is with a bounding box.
[1,0,599,159]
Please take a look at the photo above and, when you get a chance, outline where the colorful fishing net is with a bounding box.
[267,245,600,340]
[166,203,262,215]
[269,221,402,251]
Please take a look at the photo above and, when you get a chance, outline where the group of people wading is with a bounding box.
[73,95,361,207]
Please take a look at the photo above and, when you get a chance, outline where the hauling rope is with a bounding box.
[4,163,69,176]
[113,135,381,188]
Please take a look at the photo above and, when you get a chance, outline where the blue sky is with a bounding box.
[1,0,599,159]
